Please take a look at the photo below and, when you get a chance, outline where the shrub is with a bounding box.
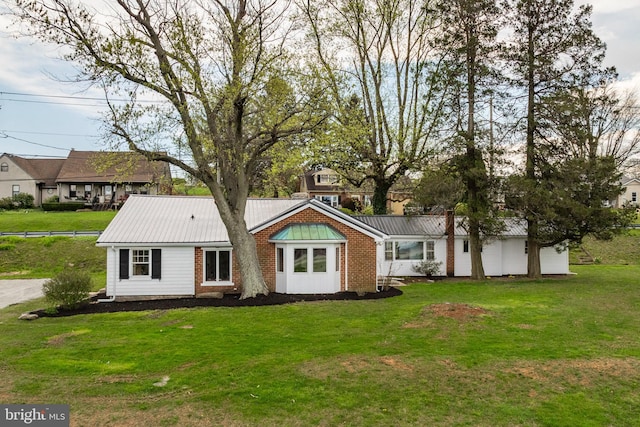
[412,259,443,277]
[42,202,85,211]
[13,193,35,209]
[0,197,16,210]
[42,269,93,309]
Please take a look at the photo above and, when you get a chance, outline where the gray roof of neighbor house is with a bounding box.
[354,215,528,238]
[56,150,170,184]
[97,195,308,244]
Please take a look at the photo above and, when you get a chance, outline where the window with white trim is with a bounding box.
[69,184,77,198]
[294,248,308,273]
[395,241,424,260]
[132,249,150,276]
[313,248,327,272]
[1,163,8,172]
[384,242,393,261]
[11,185,20,197]
[276,247,284,273]
[426,241,435,260]
[385,241,432,261]
[205,249,231,282]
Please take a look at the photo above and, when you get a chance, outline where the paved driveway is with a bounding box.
[0,279,48,309]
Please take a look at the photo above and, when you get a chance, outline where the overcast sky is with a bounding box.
[1,1,639,158]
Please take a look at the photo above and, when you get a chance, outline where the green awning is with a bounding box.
[270,223,346,241]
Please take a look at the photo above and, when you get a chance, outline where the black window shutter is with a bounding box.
[151,249,162,279]
[119,249,129,280]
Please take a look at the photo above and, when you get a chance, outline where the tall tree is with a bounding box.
[437,0,502,279]
[504,0,618,277]
[301,0,451,214]
[11,0,327,298]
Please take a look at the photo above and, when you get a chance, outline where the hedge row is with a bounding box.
[42,202,87,211]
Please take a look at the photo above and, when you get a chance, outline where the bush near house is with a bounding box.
[0,193,35,210]
[42,269,93,309]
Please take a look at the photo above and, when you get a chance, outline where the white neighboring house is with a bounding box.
[615,177,640,208]
[355,213,569,277]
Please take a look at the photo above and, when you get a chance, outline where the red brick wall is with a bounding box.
[194,247,241,295]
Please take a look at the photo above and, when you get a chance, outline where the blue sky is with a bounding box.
[0,0,639,159]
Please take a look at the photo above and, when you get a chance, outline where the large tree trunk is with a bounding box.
[372,178,393,215]
[526,219,542,278]
[525,6,540,279]
[468,217,485,280]
[205,178,269,299]
[226,218,269,299]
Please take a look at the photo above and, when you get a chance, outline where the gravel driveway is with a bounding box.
[0,279,48,309]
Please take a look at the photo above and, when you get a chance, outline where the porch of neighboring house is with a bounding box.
[61,183,148,210]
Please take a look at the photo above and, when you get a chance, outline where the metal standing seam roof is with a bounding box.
[354,215,529,238]
[269,223,346,241]
[97,195,306,244]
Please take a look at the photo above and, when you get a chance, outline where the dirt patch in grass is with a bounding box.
[31,287,402,317]
[301,354,416,381]
[404,303,491,328]
[505,357,640,387]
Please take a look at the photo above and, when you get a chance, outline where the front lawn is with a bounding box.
[1,265,639,426]
[0,210,116,232]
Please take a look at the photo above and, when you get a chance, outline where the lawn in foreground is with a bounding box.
[1,265,640,426]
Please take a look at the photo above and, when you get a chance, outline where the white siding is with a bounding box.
[277,243,341,294]
[481,241,503,276]
[106,246,194,297]
[378,239,447,277]
[501,239,528,276]
[454,239,472,277]
[541,246,569,274]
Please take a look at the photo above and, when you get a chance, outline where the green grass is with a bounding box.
[0,210,116,232]
[0,236,106,281]
[575,229,640,265]
[1,265,640,426]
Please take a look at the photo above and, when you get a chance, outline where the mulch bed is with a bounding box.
[32,287,403,317]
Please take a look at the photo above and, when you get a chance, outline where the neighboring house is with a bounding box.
[56,151,172,208]
[0,151,172,207]
[615,176,640,208]
[297,166,412,214]
[355,213,569,278]
[96,195,387,299]
[0,153,65,206]
[96,196,569,300]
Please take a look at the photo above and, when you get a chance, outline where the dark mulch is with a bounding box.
[32,287,403,317]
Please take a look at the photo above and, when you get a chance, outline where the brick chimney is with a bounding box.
[445,210,455,277]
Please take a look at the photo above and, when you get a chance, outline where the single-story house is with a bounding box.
[96,195,569,299]
[96,195,388,299]
[0,151,172,208]
[355,214,569,277]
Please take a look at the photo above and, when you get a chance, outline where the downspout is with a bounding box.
[97,246,117,303]
[344,241,349,291]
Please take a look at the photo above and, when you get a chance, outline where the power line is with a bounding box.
[0,91,160,103]
[0,129,97,138]
[0,133,70,151]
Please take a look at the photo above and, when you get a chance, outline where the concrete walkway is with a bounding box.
[0,279,48,309]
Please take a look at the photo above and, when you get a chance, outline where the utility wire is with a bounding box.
[0,91,160,103]
[0,133,70,151]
